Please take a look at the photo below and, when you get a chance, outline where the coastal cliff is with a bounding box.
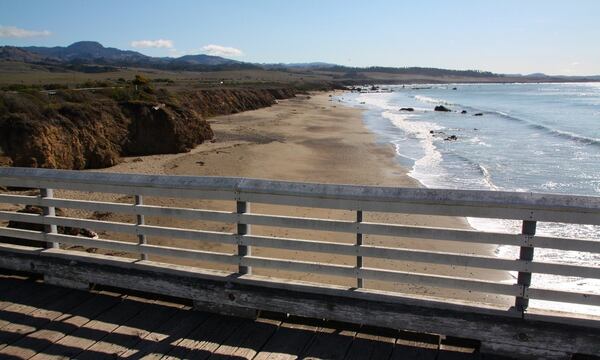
[0,87,296,169]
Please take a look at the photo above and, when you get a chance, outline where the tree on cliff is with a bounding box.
[132,74,150,91]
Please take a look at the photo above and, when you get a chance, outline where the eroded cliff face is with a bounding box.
[0,87,296,169]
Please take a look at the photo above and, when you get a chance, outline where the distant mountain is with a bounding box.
[0,46,46,62]
[524,72,548,78]
[2,41,598,81]
[0,41,258,71]
[263,62,338,69]
[172,54,240,66]
[23,41,149,62]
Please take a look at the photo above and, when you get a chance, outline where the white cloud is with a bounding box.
[130,39,174,49]
[0,25,51,38]
[201,44,243,57]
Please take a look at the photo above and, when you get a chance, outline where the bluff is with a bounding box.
[0,87,296,169]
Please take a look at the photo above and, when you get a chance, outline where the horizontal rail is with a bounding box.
[358,268,523,297]
[2,196,600,254]
[2,222,599,283]
[1,167,599,321]
[527,288,600,307]
[3,225,600,308]
[1,167,600,223]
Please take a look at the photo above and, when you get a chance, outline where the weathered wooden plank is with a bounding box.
[0,291,121,360]
[359,245,527,272]
[137,225,236,244]
[526,287,600,307]
[0,289,91,351]
[359,268,523,297]
[0,227,45,244]
[76,300,180,359]
[299,325,356,360]
[241,256,356,278]
[241,234,356,256]
[161,314,244,360]
[238,192,600,225]
[0,285,70,333]
[530,235,600,253]
[391,332,440,360]
[240,213,357,233]
[0,211,136,234]
[1,243,599,358]
[2,168,600,224]
[253,321,319,360]
[44,233,239,265]
[0,278,47,312]
[2,220,596,283]
[122,309,211,360]
[206,318,281,360]
[28,296,144,359]
[343,332,395,360]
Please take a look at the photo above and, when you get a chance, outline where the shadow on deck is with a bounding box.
[0,273,513,360]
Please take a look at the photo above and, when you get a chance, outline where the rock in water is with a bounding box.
[434,105,451,112]
[400,107,414,111]
[461,110,468,114]
[474,113,484,116]
[444,135,458,141]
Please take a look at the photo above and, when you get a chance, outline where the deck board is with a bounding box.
[29,295,144,359]
[0,273,524,360]
[77,299,181,359]
[0,289,91,350]
[253,321,319,360]
[0,292,121,360]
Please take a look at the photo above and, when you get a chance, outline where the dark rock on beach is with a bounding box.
[400,107,414,112]
[444,135,458,141]
[473,112,484,116]
[461,110,468,114]
[434,105,451,112]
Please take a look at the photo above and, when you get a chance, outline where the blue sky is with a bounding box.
[1,0,599,75]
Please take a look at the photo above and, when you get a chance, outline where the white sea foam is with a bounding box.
[344,88,600,315]
[413,95,453,105]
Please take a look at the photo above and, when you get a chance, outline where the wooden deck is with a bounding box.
[0,273,499,360]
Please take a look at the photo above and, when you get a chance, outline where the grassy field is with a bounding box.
[0,61,334,89]
[2,60,596,91]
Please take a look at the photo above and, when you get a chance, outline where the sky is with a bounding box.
[1,0,599,75]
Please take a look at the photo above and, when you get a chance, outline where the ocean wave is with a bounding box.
[413,95,454,105]
[485,111,600,147]
[380,111,446,188]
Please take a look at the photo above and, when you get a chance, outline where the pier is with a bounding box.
[0,167,599,359]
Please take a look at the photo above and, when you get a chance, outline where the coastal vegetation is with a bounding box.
[0,77,302,169]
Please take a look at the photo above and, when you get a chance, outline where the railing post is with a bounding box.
[356,210,363,288]
[237,201,251,275]
[135,195,147,260]
[515,220,536,314]
[40,188,58,249]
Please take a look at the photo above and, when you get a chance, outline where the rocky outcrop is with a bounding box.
[434,105,451,112]
[0,87,297,169]
[400,107,414,112]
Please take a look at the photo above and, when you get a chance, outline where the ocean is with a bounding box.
[339,83,600,314]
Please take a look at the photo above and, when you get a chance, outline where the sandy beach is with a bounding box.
[30,91,513,306]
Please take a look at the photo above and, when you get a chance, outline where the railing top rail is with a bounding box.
[1,167,600,216]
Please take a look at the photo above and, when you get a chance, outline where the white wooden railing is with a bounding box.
[0,167,599,319]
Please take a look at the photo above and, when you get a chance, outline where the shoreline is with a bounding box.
[45,91,512,306]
